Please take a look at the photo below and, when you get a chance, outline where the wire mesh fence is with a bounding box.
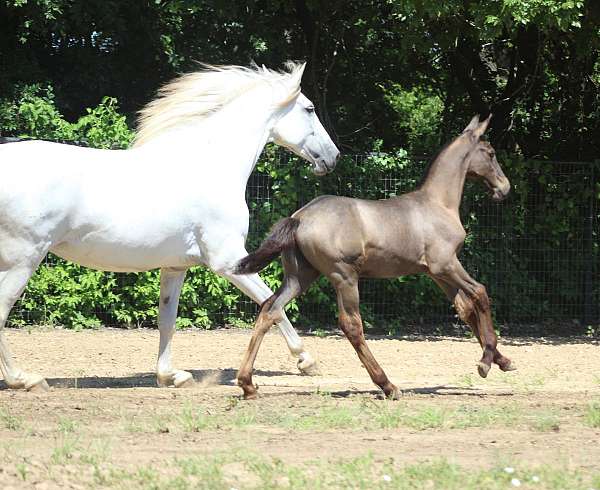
[10,153,600,333]
[239,155,599,331]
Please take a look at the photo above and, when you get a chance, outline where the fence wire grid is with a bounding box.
[11,154,600,332]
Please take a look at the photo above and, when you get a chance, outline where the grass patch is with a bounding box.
[529,410,561,432]
[116,398,578,435]
[584,402,600,428]
[366,401,522,430]
[51,436,78,465]
[0,408,24,431]
[276,404,360,430]
[65,451,600,490]
[57,417,77,434]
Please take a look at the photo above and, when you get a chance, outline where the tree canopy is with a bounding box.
[1,0,599,158]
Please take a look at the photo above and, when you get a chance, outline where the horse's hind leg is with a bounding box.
[156,268,194,388]
[223,270,320,375]
[237,250,318,399]
[0,263,49,391]
[332,271,399,399]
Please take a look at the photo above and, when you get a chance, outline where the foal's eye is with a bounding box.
[305,106,315,113]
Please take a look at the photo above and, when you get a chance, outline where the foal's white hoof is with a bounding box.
[157,370,194,388]
[297,354,321,376]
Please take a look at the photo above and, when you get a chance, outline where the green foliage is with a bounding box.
[1,68,597,330]
[0,84,133,147]
[383,84,444,155]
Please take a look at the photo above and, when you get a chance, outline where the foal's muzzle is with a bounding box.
[490,177,511,202]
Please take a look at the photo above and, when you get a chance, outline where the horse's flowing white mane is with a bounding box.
[132,62,305,147]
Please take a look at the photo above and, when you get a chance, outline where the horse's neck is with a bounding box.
[420,139,471,211]
[137,100,277,190]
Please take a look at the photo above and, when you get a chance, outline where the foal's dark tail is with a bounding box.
[235,217,300,274]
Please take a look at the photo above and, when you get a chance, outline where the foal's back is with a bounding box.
[291,191,460,279]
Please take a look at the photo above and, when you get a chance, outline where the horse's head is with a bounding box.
[462,114,510,201]
[270,64,340,176]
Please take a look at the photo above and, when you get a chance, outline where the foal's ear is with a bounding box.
[463,115,480,134]
[473,113,492,139]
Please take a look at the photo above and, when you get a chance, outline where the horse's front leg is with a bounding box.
[156,268,194,388]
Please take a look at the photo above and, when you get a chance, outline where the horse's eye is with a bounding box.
[306,106,315,113]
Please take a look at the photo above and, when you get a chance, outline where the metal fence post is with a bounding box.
[583,161,597,325]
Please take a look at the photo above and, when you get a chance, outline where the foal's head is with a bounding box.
[462,115,510,201]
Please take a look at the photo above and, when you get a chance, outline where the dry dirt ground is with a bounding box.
[0,327,599,489]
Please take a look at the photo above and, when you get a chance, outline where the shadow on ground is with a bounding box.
[0,368,293,390]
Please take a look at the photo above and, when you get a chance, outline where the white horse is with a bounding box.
[0,62,339,391]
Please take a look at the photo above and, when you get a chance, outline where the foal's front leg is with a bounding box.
[432,258,515,377]
[156,268,194,388]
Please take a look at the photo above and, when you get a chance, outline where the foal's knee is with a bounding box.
[454,294,475,322]
[472,284,490,311]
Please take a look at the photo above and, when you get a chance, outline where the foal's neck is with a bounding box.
[419,137,472,211]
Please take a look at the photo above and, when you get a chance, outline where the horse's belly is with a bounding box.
[50,238,203,273]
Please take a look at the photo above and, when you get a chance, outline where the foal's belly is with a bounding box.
[360,255,427,278]
[50,235,203,273]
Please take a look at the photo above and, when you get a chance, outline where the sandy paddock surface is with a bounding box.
[0,327,599,489]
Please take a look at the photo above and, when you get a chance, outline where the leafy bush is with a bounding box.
[1,86,597,331]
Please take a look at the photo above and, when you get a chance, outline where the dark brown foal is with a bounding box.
[235,114,516,399]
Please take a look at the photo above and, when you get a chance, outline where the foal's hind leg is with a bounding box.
[0,263,49,391]
[156,268,194,388]
[332,272,399,399]
[237,251,318,399]
[224,271,320,375]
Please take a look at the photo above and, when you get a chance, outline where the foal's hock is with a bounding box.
[236,114,516,399]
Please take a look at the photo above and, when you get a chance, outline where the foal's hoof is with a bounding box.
[297,354,321,376]
[499,360,517,372]
[26,377,50,393]
[384,385,401,400]
[157,370,194,388]
[477,362,491,378]
[241,385,258,400]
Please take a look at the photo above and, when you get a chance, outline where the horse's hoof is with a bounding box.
[298,354,321,376]
[173,370,195,388]
[157,370,194,388]
[477,362,491,378]
[499,361,517,372]
[26,377,49,393]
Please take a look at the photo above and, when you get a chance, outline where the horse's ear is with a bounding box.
[473,113,492,138]
[297,62,307,78]
[291,62,306,87]
[463,115,480,134]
